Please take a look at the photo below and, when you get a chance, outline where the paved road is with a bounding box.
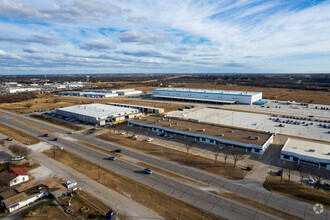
[0,110,328,220]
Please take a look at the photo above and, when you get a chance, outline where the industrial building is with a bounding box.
[56,103,141,125]
[107,103,164,114]
[281,138,330,170]
[128,116,273,154]
[58,91,118,98]
[152,88,262,104]
[83,89,142,96]
[0,178,67,212]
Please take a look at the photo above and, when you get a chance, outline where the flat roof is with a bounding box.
[153,95,237,103]
[153,88,261,96]
[107,102,164,110]
[130,116,271,145]
[57,103,137,118]
[282,138,330,161]
[59,91,117,96]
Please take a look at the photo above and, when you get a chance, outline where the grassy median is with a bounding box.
[0,122,39,145]
[43,148,223,220]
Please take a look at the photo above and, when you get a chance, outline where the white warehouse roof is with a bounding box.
[153,88,260,96]
[57,104,138,118]
[282,138,330,162]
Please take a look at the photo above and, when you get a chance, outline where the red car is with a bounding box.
[44,133,49,137]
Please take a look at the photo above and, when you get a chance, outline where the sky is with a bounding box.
[0,0,330,75]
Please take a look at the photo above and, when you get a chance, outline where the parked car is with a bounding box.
[144,168,152,174]
[53,137,58,141]
[6,137,13,141]
[145,138,153,142]
[68,131,74,134]
[119,132,126,135]
[108,156,116,161]
[167,135,174,139]
[178,108,184,111]
[308,178,314,185]
[114,149,122,153]
[11,156,24,161]
[43,133,49,137]
[323,182,330,190]
[276,170,283,176]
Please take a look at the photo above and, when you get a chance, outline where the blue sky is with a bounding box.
[0,0,329,74]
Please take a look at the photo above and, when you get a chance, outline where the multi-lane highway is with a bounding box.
[0,109,328,220]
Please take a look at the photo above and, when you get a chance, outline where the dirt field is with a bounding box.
[0,122,40,145]
[98,132,248,180]
[43,148,223,220]
[264,176,330,209]
[23,200,70,220]
[181,83,330,105]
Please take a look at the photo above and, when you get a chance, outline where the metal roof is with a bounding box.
[57,103,138,118]
[153,88,261,96]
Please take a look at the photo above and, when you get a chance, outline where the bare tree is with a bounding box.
[223,152,230,165]
[9,145,31,157]
[231,149,245,167]
[283,163,293,181]
[213,147,221,164]
[298,166,308,185]
[185,142,193,156]
[311,168,328,189]
[24,103,32,109]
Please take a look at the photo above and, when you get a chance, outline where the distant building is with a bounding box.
[59,91,118,98]
[153,88,262,104]
[0,178,67,212]
[281,138,330,170]
[56,103,141,125]
[0,167,29,187]
[83,89,142,96]
[107,102,164,114]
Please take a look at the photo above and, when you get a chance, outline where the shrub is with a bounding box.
[9,145,32,157]
[246,166,253,171]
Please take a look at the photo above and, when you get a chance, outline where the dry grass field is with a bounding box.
[0,122,39,145]
[98,132,248,180]
[264,176,330,209]
[29,114,82,131]
[43,148,223,220]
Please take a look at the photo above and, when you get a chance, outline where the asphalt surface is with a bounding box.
[0,110,329,220]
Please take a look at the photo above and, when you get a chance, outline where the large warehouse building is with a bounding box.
[59,91,118,98]
[281,138,330,170]
[153,88,262,104]
[56,103,141,125]
[128,116,273,154]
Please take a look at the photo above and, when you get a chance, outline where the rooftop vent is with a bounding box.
[187,128,191,131]
[202,129,205,132]
[169,123,172,127]
[175,122,179,125]
[309,149,315,152]
[220,134,224,136]
[168,119,171,121]
[230,130,234,133]
[138,117,141,120]
[255,136,260,140]
[248,135,252,139]
[144,119,148,121]
[154,122,157,124]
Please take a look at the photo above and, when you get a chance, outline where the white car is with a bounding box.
[119,132,126,135]
[11,156,25,161]
[145,138,153,142]
[308,178,314,185]
[68,131,74,134]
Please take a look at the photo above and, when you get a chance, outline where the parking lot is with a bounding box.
[167,107,330,142]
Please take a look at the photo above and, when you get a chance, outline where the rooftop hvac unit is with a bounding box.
[168,119,171,121]
[220,134,224,136]
[169,123,172,127]
[187,128,191,131]
[138,117,141,119]
[328,152,330,155]
[309,149,315,152]
[230,130,234,133]
[175,122,179,125]
[144,119,148,121]
[255,136,260,140]
[202,129,205,132]
[162,118,164,120]
[248,135,252,139]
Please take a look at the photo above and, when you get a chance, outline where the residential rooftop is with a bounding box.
[130,115,271,145]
